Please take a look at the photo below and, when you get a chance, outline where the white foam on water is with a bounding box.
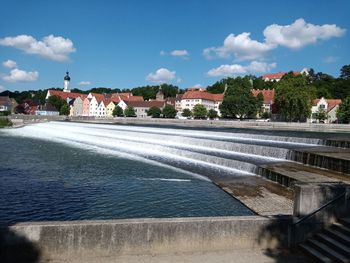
[136,178,192,182]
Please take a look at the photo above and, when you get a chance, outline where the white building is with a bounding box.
[179,88,224,116]
[262,68,309,82]
[310,97,342,123]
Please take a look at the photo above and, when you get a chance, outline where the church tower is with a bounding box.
[156,85,164,101]
[63,71,71,93]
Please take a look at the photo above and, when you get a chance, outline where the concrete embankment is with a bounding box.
[1,216,290,261]
[71,116,350,133]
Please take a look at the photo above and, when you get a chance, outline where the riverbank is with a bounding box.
[70,117,350,133]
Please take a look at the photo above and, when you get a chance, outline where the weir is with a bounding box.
[2,121,350,262]
[3,121,349,216]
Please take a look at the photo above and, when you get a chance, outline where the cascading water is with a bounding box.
[3,121,323,178]
[1,121,338,223]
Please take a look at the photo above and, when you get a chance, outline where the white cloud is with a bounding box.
[0,85,5,92]
[146,68,176,83]
[203,19,345,61]
[3,59,17,69]
[0,34,76,61]
[170,49,189,57]
[193,84,202,88]
[263,18,346,49]
[78,81,91,86]
[160,50,166,56]
[2,68,39,82]
[203,32,273,61]
[207,61,276,77]
[323,56,338,64]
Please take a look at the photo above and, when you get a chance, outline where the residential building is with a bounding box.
[106,100,116,117]
[96,100,107,118]
[310,97,342,123]
[72,96,87,116]
[82,97,90,116]
[125,101,166,118]
[35,104,59,116]
[0,96,12,113]
[252,89,275,113]
[262,68,309,82]
[179,88,224,116]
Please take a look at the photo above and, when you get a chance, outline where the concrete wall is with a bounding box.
[69,117,350,132]
[290,183,350,247]
[1,216,290,261]
[293,182,349,217]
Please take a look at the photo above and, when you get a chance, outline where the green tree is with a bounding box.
[207,109,218,119]
[162,105,177,118]
[192,104,207,119]
[47,95,67,111]
[147,106,161,118]
[261,111,271,119]
[181,108,192,118]
[315,108,328,123]
[124,106,136,117]
[59,104,70,116]
[340,65,350,80]
[275,74,316,122]
[113,105,124,117]
[219,77,259,119]
[337,96,350,123]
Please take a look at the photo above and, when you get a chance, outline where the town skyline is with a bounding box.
[0,0,349,92]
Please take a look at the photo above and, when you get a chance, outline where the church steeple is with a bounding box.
[63,71,71,92]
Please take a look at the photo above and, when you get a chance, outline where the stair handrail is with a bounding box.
[292,191,346,227]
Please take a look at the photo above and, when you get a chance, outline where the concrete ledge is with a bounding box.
[1,216,290,261]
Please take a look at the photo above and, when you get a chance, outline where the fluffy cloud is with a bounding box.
[207,61,276,77]
[78,81,91,86]
[2,68,39,82]
[0,34,76,61]
[203,33,273,61]
[170,49,189,57]
[146,68,176,83]
[0,85,5,92]
[263,18,346,49]
[160,49,189,58]
[3,59,17,69]
[203,19,345,61]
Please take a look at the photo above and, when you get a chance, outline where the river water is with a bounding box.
[0,122,260,224]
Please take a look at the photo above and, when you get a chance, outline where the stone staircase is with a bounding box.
[299,218,350,262]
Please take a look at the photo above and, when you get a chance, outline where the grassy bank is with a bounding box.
[0,118,13,128]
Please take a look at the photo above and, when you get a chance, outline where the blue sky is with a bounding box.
[0,0,349,92]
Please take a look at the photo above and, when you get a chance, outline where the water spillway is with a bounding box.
[3,121,324,178]
[2,121,349,221]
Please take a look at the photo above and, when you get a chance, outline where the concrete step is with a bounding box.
[324,228,350,247]
[299,243,332,263]
[332,222,350,236]
[316,233,350,258]
[339,218,350,229]
[287,148,350,175]
[307,238,350,263]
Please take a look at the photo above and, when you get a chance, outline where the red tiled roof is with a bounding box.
[125,100,166,108]
[182,90,224,101]
[110,93,144,103]
[252,89,275,104]
[313,98,342,112]
[47,90,84,100]
[0,96,11,106]
[123,95,144,102]
[262,71,300,80]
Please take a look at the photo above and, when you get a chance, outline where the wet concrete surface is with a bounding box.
[210,175,294,216]
[261,162,350,183]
